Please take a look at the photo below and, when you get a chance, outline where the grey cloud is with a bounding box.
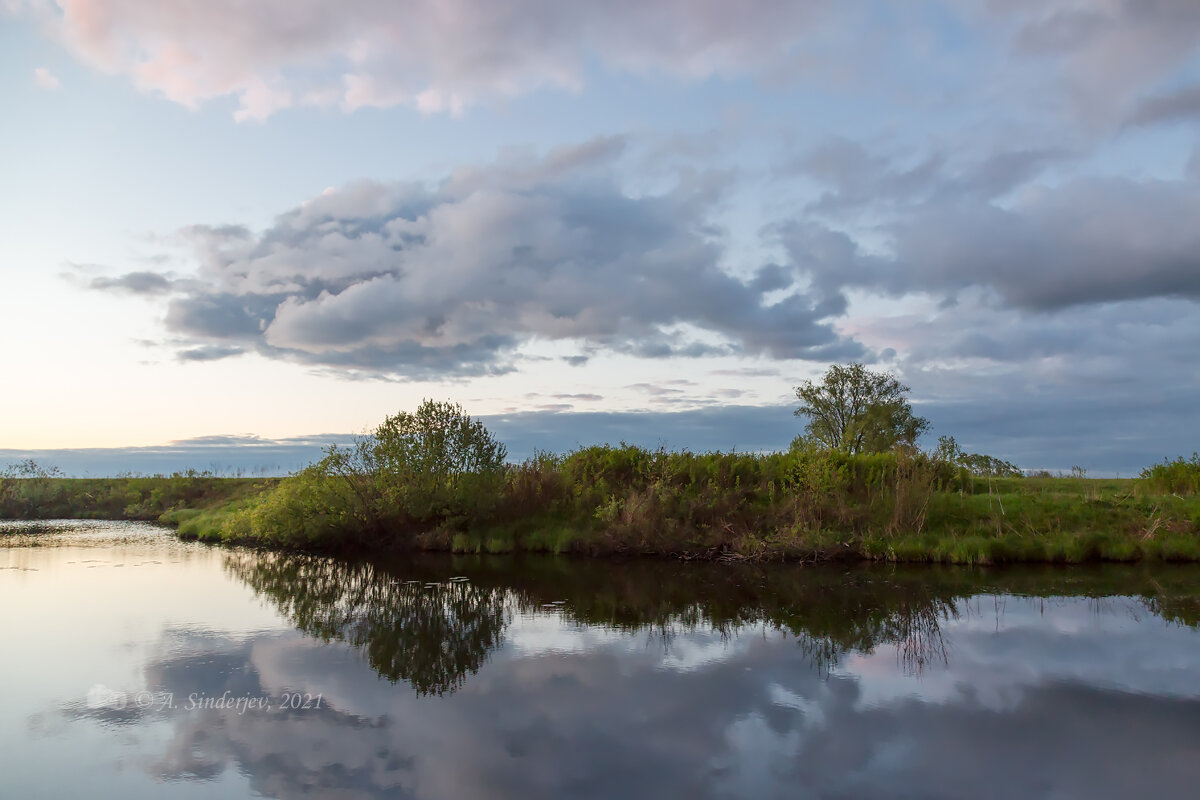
[889,178,1200,309]
[88,271,174,295]
[708,367,781,378]
[627,383,687,396]
[166,293,276,340]
[169,434,267,446]
[38,0,835,120]
[113,143,855,377]
[895,302,1200,472]
[175,344,245,362]
[1128,83,1200,127]
[550,393,603,402]
[795,137,1069,215]
[994,0,1200,120]
[177,223,253,244]
[748,263,793,293]
[786,140,1200,311]
[533,403,574,412]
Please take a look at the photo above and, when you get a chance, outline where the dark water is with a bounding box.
[4,521,1200,799]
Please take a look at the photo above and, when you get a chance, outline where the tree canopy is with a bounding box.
[312,399,508,539]
[793,363,929,454]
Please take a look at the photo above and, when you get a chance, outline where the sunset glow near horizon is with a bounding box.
[2,1,1199,474]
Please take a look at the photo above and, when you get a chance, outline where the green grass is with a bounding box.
[485,467,1199,564]
[5,450,1199,564]
[0,474,274,525]
[161,496,259,543]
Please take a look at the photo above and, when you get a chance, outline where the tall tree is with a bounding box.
[794,363,929,454]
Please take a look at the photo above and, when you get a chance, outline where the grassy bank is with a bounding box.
[6,448,1199,565]
[0,471,274,523]
[172,445,1200,564]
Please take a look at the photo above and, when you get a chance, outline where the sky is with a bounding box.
[2,0,1199,475]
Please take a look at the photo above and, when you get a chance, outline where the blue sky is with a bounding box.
[2,1,1199,474]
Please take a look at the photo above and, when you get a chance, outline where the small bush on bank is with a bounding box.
[1140,454,1200,496]
[227,400,509,548]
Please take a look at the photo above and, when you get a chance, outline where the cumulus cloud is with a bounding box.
[34,0,833,120]
[93,140,857,376]
[32,66,59,89]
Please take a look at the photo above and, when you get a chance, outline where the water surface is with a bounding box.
[3,520,1200,799]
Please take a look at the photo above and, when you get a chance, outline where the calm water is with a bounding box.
[3,521,1200,799]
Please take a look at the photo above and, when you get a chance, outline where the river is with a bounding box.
[3,520,1200,799]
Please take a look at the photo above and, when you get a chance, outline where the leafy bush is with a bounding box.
[1140,454,1200,495]
[932,435,1022,480]
[229,400,509,548]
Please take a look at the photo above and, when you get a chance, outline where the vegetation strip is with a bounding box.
[4,364,1199,564]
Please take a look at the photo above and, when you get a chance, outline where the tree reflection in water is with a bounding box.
[226,552,512,695]
[226,553,977,693]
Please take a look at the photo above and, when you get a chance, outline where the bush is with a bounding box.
[1140,454,1200,495]
[230,400,509,548]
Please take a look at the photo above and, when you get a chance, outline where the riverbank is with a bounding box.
[0,474,272,521]
[223,473,1198,564]
[5,455,1198,564]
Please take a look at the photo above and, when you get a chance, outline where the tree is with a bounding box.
[934,435,1022,478]
[322,399,508,530]
[793,363,929,454]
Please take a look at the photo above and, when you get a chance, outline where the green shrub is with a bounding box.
[1140,454,1200,495]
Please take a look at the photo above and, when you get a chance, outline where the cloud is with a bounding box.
[784,140,1200,311]
[37,0,834,120]
[793,137,1069,216]
[11,1,1195,128]
[94,140,857,376]
[52,582,1200,800]
[548,393,604,402]
[1128,83,1200,127]
[175,344,245,362]
[32,66,59,89]
[708,367,780,378]
[89,271,173,294]
[987,0,1200,122]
